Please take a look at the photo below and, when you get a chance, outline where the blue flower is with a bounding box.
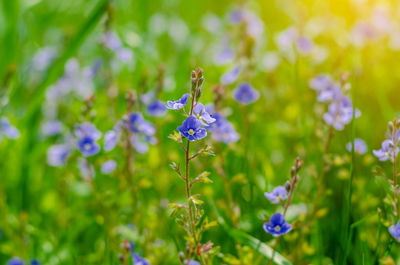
[264,186,287,204]
[147,100,167,117]
[167,94,190,110]
[101,160,117,174]
[233,83,259,105]
[1,117,20,140]
[296,36,313,55]
[7,257,24,265]
[47,144,70,167]
[77,136,100,157]
[346,138,368,155]
[30,259,41,265]
[389,222,400,242]
[193,103,216,126]
[132,253,150,265]
[309,74,341,103]
[129,113,155,136]
[221,66,241,85]
[185,260,200,265]
[263,213,292,237]
[373,139,399,162]
[178,116,207,141]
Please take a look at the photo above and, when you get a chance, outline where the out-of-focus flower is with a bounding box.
[214,46,235,65]
[101,160,117,174]
[373,139,399,162]
[178,116,207,141]
[296,36,313,55]
[1,117,20,140]
[261,52,281,72]
[263,213,292,237]
[41,120,63,137]
[32,46,56,71]
[7,257,24,265]
[389,222,400,242]
[233,83,259,104]
[206,113,239,144]
[128,113,155,136]
[147,100,167,117]
[264,186,287,204]
[323,97,361,131]
[346,138,368,155]
[201,13,222,34]
[30,259,41,265]
[132,253,150,265]
[193,103,216,126]
[131,134,157,154]
[75,123,101,157]
[221,66,241,85]
[167,94,190,110]
[104,130,119,151]
[47,144,70,167]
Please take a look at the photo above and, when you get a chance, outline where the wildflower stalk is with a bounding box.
[267,157,303,265]
[392,120,399,219]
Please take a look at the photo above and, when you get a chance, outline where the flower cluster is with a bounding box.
[346,138,368,155]
[373,121,400,162]
[263,157,303,239]
[7,257,41,265]
[310,74,361,130]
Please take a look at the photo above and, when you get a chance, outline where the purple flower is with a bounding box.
[185,260,200,265]
[104,130,119,151]
[132,253,150,265]
[233,83,259,105]
[264,186,287,204]
[7,257,24,265]
[41,120,63,136]
[206,113,239,144]
[130,134,156,154]
[323,97,361,131]
[147,100,167,117]
[373,139,399,162]
[1,117,20,139]
[193,103,216,126]
[178,116,207,141]
[101,31,122,51]
[221,66,241,85]
[389,222,400,242]
[346,138,368,155]
[214,47,235,65]
[167,94,190,110]
[309,75,342,103]
[128,113,155,136]
[74,123,101,140]
[47,144,70,167]
[296,36,313,55]
[263,213,292,237]
[77,136,100,157]
[229,9,245,24]
[101,160,117,174]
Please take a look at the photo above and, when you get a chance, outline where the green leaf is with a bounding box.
[209,200,292,265]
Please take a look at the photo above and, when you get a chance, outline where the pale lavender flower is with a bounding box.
[264,186,287,204]
[389,222,400,242]
[1,117,20,140]
[373,139,399,162]
[101,160,117,174]
[221,66,241,85]
[47,144,70,167]
[346,138,368,155]
[41,120,63,137]
[167,94,190,110]
[104,130,119,151]
[193,103,216,126]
